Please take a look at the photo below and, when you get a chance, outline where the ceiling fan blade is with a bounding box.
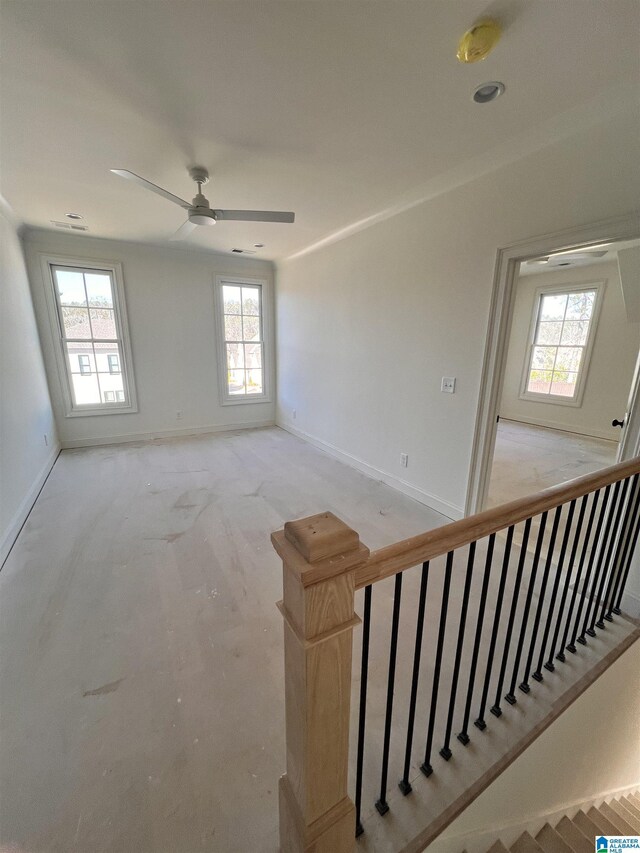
[169,220,198,241]
[111,169,191,209]
[214,209,295,223]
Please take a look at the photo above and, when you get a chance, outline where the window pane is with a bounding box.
[55,269,86,306]
[70,371,101,405]
[555,347,582,372]
[242,287,260,316]
[224,315,243,341]
[540,294,567,321]
[560,321,589,345]
[96,369,125,401]
[85,273,114,308]
[228,369,245,395]
[531,346,556,371]
[244,343,262,369]
[528,370,552,394]
[226,342,244,370]
[89,308,117,339]
[223,286,242,314]
[536,321,562,345]
[246,369,263,394]
[66,341,94,373]
[93,342,122,373]
[551,372,578,397]
[62,306,91,338]
[565,291,595,320]
[242,316,261,341]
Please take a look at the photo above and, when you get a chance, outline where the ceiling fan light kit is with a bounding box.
[110,166,295,241]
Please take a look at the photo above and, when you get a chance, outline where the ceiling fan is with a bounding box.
[110,166,295,240]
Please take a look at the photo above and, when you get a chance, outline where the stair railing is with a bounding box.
[271,457,640,853]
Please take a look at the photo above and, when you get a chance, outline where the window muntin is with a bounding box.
[48,262,135,413]
[522,285,601,404]
[219,282,265,400]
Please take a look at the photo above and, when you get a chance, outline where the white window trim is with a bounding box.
[213,274,272,406]
[39,253,138,417]
[519,279,606,408]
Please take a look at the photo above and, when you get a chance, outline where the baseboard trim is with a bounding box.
[1,443,61,567]
[60,420,276,449]
[499,416,618,443]
[278,421,462,521]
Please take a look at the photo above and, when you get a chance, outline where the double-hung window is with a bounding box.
[521,282,603,406]
[214,276,271,404]
[42,256,137,416]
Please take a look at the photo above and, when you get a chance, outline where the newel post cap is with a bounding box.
[284,511,359,563]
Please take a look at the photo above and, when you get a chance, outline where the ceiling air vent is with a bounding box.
[51,220,89,231]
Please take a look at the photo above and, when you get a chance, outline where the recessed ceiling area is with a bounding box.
[1,0,639,261]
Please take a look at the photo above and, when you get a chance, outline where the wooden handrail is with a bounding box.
[355,456,640,590]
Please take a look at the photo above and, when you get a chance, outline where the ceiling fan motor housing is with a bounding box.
[189,206,216,226]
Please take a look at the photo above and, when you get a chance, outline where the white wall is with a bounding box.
[0,209,58,563]
[499,261,639,440]
[276,110,640,519]
[427,639,640,853]
[24,231,275,447]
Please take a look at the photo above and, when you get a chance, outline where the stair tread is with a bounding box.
[587,806,621,835]
[511,831,546,853]
[630,793,640,808]
[535,823,574,853]
[613,798,640,832]
[554,817,592,853]
[599,801,636,834]
[621,796,640,822]
[486,842,511,853]
[573,810,601,839]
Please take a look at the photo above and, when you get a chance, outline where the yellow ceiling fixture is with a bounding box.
[457,19,502,63]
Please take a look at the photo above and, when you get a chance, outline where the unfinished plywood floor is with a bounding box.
[0,426,450,853]
[486,420,618,508]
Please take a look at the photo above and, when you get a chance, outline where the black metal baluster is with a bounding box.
[475,525,514,729]
[599,476,638,626]
[609,476,640,617]
[591,477,631,634]
[573,484,612,647]
[581,482,621,641]
[490,519,532,717]
[420,552,454,777]
[440,543,476,759]
[399,562,430,796]
[457,534,496,745]
[533,500,576,679]
[588,478,627,635]
[505,512,548,704]
[612,497,640,614]
[564,490,602,655]
[376,573,403,816]
[548,494,588,667]
[520,506,562,692]
[355,585,372,837]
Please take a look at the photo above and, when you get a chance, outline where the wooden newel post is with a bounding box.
[271,511,370,853]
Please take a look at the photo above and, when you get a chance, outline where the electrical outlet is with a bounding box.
[176,411,183,420]
[400,453,408,468]
[292,409,297,420]
[441,377,456,394]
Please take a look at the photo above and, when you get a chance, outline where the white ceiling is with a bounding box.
[2,0,639,261]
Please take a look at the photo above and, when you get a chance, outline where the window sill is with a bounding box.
[64,404,139,418]
[519,392,583,409]
[220,395,272,407]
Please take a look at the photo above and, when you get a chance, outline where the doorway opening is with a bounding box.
[467,215,640,516]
